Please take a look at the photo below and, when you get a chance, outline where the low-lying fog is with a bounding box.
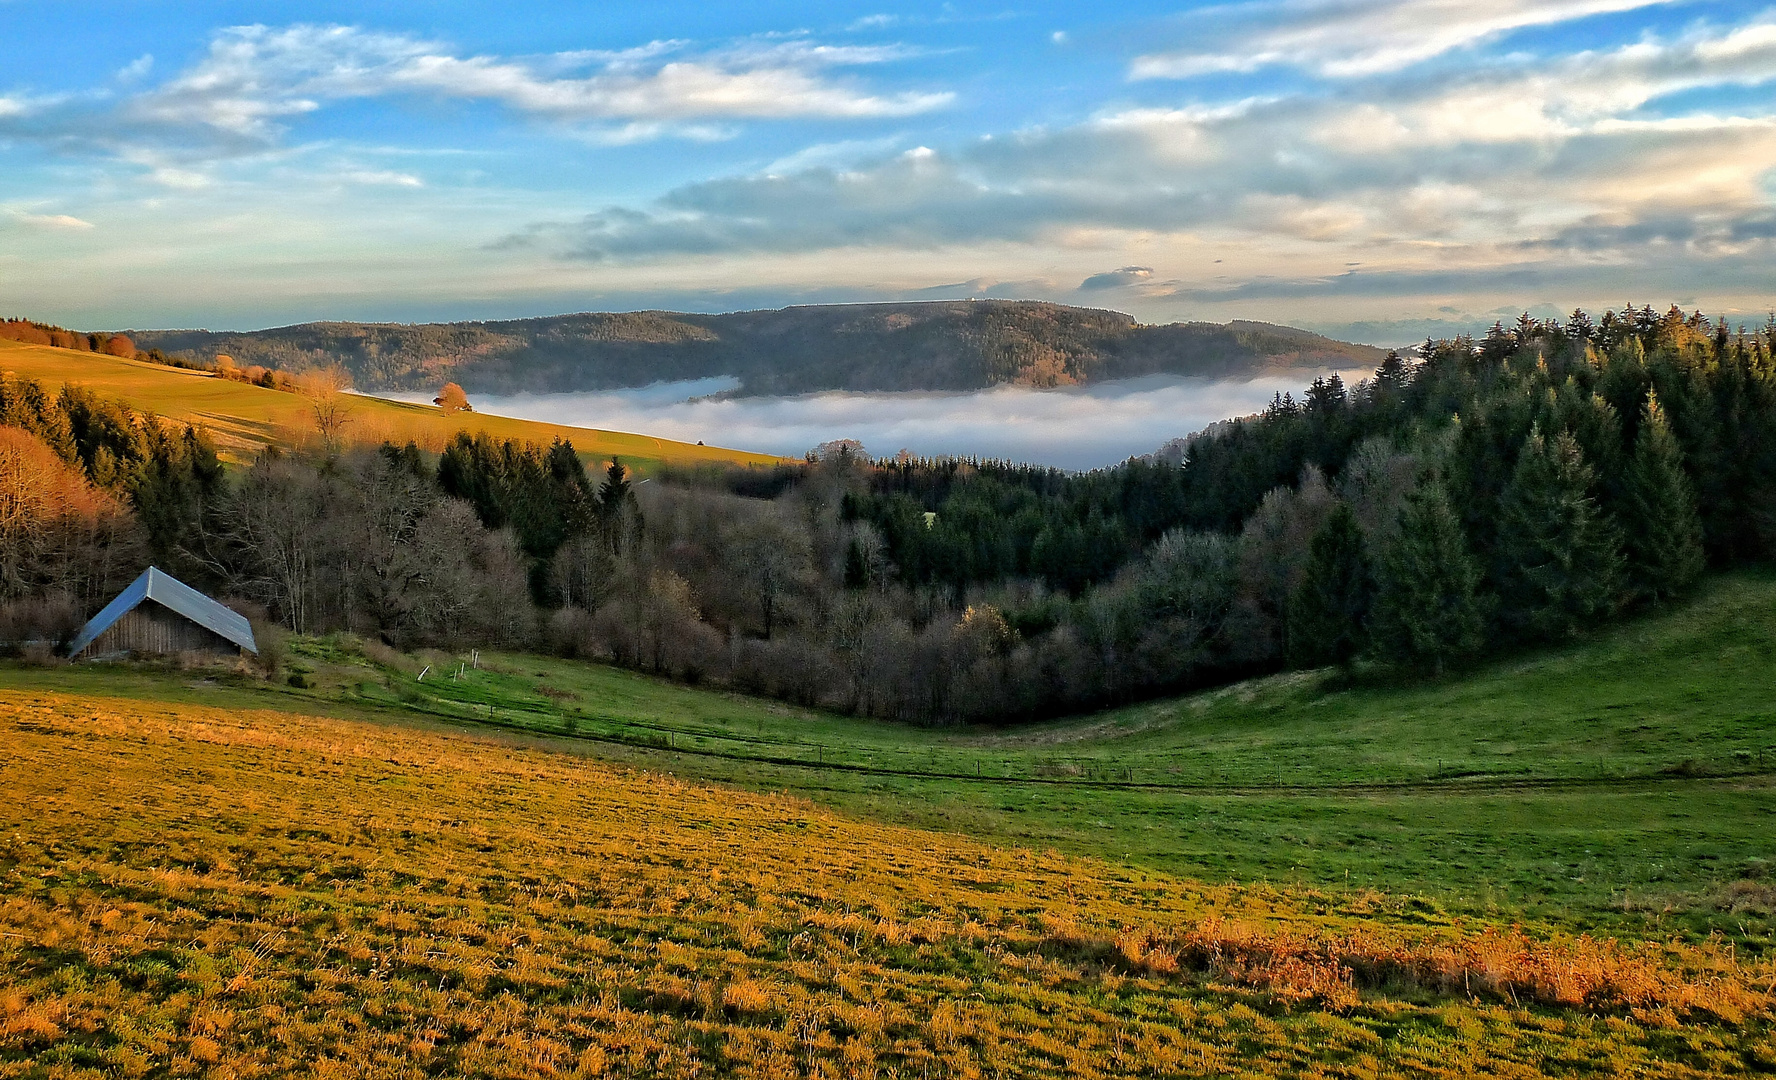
[382,373,1354,470]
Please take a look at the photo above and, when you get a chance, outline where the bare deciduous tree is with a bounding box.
[223,455,333,633]
[299,366,354,448]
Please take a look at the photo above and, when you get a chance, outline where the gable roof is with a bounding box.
[67,567,258,658]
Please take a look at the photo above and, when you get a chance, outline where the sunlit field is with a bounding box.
[3,688,1773,1078]
[15,572,1773,946]
[0,338,783,470]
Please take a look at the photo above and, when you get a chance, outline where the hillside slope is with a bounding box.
[8,572,1773,944]
[0,337,784,469]
[127,301,1387,395]
[3,688,1770,1077]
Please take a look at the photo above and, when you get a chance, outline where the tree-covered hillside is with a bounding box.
[125,301,1385,395]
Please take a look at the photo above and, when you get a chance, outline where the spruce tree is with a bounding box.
[843,537,872,589]
[1497,427,1625,639]
[597,459,633,516]
[1285,503,1370,668]
[1622,392,1704,603]
[1368,479,1485,674]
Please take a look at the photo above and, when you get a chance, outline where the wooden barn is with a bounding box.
[66,567,258,661]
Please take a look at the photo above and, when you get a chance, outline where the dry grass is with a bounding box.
[0,338,784,470]
[1,688,1773,1078]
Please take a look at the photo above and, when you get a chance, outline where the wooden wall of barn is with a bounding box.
[85,602,240,658]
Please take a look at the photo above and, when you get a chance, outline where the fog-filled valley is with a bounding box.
[379,372,1363,470]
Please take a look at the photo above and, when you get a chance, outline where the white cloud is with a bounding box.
[9,211,95,229]
[341,169,423,187]
[1080,265,1154,289]
[1132,0,1678,79]
[117,23,950,149]
[760,135,911,174]
[115,148,214,189]
[388,53,950,120]
[1315,22,1776,149]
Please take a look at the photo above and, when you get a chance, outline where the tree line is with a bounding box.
[2,304,1771,724]
[1,318,138,358]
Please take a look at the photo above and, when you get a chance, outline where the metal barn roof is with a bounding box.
[67,567,258,658]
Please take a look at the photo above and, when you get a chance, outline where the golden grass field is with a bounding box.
[0,338,784,471]
[2,688,1772,1078]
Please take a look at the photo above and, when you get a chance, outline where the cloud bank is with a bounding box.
[384,374,1349,471]
[505,13,1776,314]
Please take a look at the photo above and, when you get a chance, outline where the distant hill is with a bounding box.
[127,301,1387,396]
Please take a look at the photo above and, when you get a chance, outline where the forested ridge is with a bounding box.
[123,301,1383,395]
[3,304,1772,724]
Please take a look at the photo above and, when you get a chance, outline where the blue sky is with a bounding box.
[1,1,1772,342]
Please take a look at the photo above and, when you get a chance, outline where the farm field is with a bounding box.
[0,337,784,470]
[6,571,1774,955]
[3,687,1774,1078]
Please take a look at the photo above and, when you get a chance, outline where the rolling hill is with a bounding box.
[7,571,1773,943]
[4,573,1773,1074]
[0,337,784,469]
[125,301,1389,396]
[3,681,1769,1077]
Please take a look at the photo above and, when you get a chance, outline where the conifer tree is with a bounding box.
[1497,427,1625,639]
[597,459,632,515]
[1373,350,1410,394]
[843,537,872,589]
[1623,392,1704,602]
[1285,503,1370,668]
[1367,479,1485,674]
[596,458,643,554]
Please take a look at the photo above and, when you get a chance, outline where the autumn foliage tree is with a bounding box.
[434,382,472,414]
[0,426,143,642]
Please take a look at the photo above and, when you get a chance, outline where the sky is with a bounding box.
[1,0,1773,344]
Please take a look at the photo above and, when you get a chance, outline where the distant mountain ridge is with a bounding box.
[127,301,1386,397]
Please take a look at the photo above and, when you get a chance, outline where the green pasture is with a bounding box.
[5,570,1774,947]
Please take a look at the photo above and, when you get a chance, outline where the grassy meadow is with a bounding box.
[0,337,783,470]
[3,688,1774,1078]
[4,571,1774,947]
[4,572,1775,1074]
